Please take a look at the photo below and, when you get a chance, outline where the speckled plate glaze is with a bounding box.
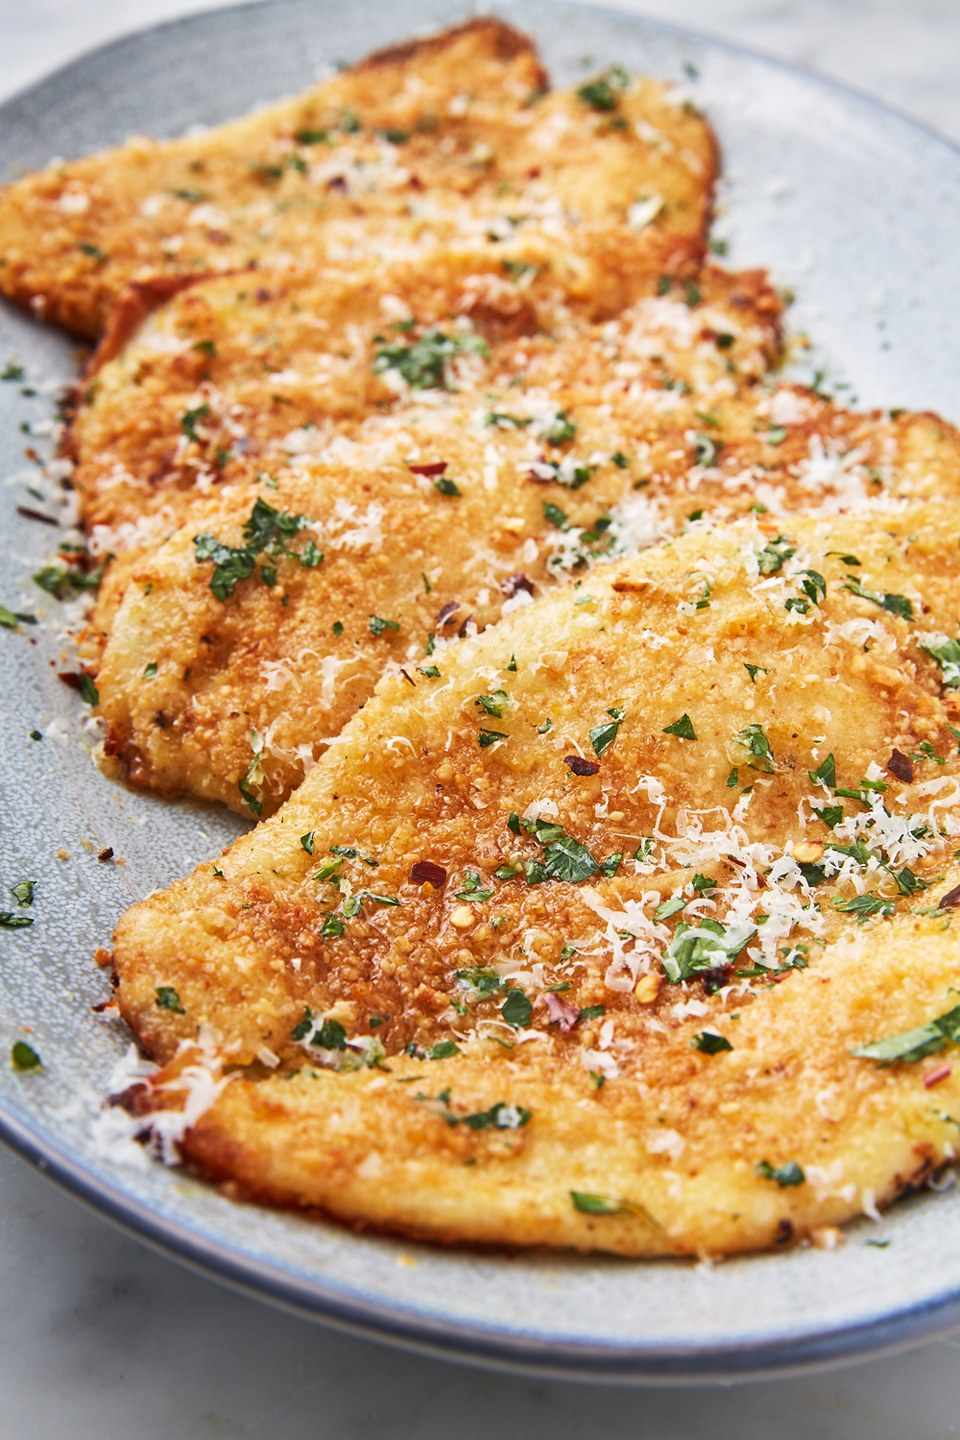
[2,0,960,1385]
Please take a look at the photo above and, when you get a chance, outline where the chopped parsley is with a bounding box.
[10,881,35,907]
[798,570,827,605]
[181,403,210,442]
[920,635,960,687]
[238,727,265,816]
[312,1018,348,1050]
[462,1101,531,1130]
[577,65,628,112]
[79,674,99,707]
[434,477,462,497]
[0,913,33,929]
[543,501,571,530]
[808,754,837,787]
[500,988,533,1027]
[33,555,110,599]
[501,814,600,885]
[654,896,687,922]
[663,713,696,740]
[692,432,717,465]
[372,328,487,389]
[729,722,774,773]
[570,1191,662,1227]
[300,831,316,855]
[478,729,508,747]
[455,871,494,903]
[691,1030,732,1054]
[143,662,158,678]
[369,614,399,637]
[661,919,756,983]
[844,576,914,620]
[571,1191,628,1214]
[744,664,768,683]
[194,498,319,600]
[541,411,576,445]
[455,967,505,999]
[475,689,510,718]
[851,1001,960,1065]
[755,1159,805,1187]
[757,535,796,575]
[0,605,38,629]
[589,705,626,758]
[831,893,896,919]
[155,986,185,1014]
[11,1041,41,1070]
[426,1040,460,1059]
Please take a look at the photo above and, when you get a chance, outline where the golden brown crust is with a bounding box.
[111,502,960,1253]
[67,236,773,541]
[356,16,546,77]
[0,23,714,339]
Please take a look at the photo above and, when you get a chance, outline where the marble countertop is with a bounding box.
[2,3,960,1435]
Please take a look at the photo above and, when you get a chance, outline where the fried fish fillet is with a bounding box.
[110,500,960,1254]
[0,19,717,339]
[69,229,783,549]
[86,382,960,817]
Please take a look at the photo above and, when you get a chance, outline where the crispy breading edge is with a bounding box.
[132,904,960,1257]
[356,15,547,81]
[106,503,960,1254]
[0,17,548,339]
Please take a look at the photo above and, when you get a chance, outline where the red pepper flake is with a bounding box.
[923,1063,952,1089]
[408,461,447,477]
[564,756,600,776]
[543,992,579,1032]
[98,847,114,863]
[58,671,83,693]
[887,749,914,783]
[939,884,960,910]
[501,572,534,598]
[411,860,447,888]
[16,505,58,526]
[435,600,461,627]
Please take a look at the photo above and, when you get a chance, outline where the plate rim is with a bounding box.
[5,1102,960,1384]
[3,0,960,1384]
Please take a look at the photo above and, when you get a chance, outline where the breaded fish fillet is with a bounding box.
[0,20,717,338]
[86,385,960,816]
[111,501,960,1254]
[70,245,777,540]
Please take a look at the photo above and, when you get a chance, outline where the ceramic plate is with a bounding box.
[2,0,960,1384]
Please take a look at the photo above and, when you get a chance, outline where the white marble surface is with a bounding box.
[3,2,960,1433]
